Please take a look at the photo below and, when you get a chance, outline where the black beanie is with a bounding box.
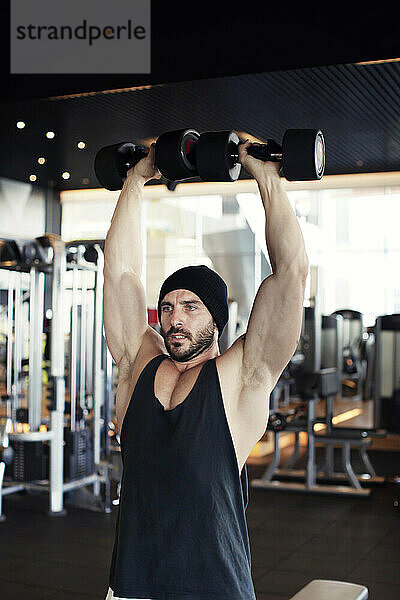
[157,265,229,338]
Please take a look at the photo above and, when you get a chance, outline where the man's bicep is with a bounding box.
[243,270,307,385]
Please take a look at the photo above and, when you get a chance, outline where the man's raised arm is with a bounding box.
[104,145,160,276]
[103,146,161,367]
[238,141,309,389]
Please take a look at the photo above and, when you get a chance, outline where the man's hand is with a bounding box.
[126,144,161,185]
[238,139,281,184]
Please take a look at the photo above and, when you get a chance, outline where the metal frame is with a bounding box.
[0,237,111,519]
[251,299,384,498]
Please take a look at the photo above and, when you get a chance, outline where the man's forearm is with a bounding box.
[257,173,309,275]
[104,174,145,277]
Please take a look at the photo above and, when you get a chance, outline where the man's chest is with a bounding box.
[118,355,262,474]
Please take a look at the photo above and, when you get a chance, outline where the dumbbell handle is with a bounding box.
[121,145,148,171]
[247,140,283,162]
[232,139,283,164]
[123,140,283,170]
[121,139,283,173]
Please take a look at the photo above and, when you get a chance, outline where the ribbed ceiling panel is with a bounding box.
[1,61,399,190]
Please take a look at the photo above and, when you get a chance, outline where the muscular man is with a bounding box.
[103,141,309,600]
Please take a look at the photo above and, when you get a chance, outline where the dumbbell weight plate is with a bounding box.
[94,142,147,191]
[83,244,99,264]
[196,131,242,182]
[0,240,21,266]
[282,129,325,181]
[1,445,14,465]
[155,129,200,181]
[22,242,39,264]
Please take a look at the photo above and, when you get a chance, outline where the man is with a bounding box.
[103,141,309,600]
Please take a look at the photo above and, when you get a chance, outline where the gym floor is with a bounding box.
[1,447,399,600]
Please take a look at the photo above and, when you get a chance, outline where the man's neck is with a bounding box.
[169,344,220,373]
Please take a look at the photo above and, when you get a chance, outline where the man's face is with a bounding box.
[159,289,217,362]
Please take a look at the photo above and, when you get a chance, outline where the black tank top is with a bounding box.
[109,354,256,600]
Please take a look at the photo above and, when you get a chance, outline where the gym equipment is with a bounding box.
[268,412,288,432]
[94,128,325,190]
[330,309,364,399]
[0,236,113,520]
[290,579,368,600]
[252,304,386,497]
[0,417,13,522]
[94,128,200,190]
[195,129,325,182]
[94,142,147,190]
[374,314,400,432]
[154,128,199,181]
[0,240,21,268]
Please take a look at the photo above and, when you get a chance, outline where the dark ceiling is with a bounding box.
[1,5,399,191]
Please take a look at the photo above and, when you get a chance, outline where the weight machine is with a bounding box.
[251,298,387,497]
[0,235,114,520]
[331,309,365,400]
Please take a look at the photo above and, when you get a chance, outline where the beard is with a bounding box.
[161,318,216,362]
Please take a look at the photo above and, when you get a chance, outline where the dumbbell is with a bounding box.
[94,127,325,190]
[194,129,325,182]
[268,412,288,432]
[94,129,200,191]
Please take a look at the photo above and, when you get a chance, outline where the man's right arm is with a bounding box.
[103,146,161,369]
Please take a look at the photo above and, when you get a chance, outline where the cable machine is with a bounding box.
[0,235,113,520]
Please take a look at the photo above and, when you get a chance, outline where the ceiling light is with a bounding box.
[29,174,37,182]
[77,141,86,149]
[38,157,46,164]
[46,131,55,139]
[17,121,25,129]
[62,172,70,179]
[356,57,400,66]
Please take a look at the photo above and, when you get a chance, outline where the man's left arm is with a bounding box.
[239,141,309,392]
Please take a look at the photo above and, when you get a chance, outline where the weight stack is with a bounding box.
[5,440,48,481]
[64,428,95,481]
